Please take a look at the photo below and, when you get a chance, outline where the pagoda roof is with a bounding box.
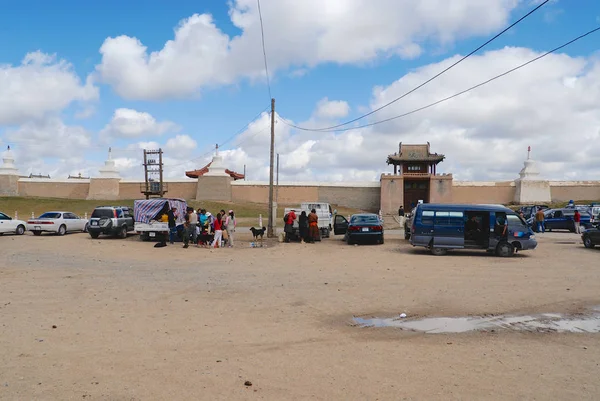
[386,144,445,164]
[185,161,245,180]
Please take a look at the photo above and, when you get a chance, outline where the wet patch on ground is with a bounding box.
[352,306,600,334]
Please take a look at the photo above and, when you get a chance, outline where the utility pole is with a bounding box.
[267,97,275,237]
[276,153,280,204]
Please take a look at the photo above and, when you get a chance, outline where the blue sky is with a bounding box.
[1,0,599,181]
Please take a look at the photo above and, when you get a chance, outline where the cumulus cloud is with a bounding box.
[99,108,179,141]
[95,0,520,100]
[0,51,98,124]
[219,47,600,182]
[314,98,350,120]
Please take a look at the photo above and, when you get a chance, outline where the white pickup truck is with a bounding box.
[283,202,333,239]
[134,198,187,241]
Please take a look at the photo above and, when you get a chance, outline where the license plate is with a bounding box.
[149,232,156,237]
[91,221,98,226]
[362,227,369,232]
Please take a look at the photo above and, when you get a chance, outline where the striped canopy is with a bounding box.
[134,198,187,224]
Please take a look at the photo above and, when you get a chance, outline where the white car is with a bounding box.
[27,211,89,236]
[0,211,27,236]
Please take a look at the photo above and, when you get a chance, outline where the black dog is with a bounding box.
[249,226,266,242]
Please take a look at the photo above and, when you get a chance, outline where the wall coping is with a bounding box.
[453,181,515,187]
[120,179,196,184]
[232,180,381,188]
[549,180,600,186]
[19,178,91,183]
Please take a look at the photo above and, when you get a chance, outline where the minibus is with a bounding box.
[409,204,537,257]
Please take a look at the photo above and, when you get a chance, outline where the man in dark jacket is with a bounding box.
[167,207,177,244]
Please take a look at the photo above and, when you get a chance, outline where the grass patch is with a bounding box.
[0,197,365,220]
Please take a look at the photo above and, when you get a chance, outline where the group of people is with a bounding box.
[284,208,320,243]
[167,207,237,248]
[529,207,583,234]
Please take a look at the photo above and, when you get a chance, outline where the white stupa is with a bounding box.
[204,144,230,177]
[514,146,551,203]
[98,147,121,179]
[0,146,19,175]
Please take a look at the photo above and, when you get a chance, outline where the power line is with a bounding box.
[286,0,551,132]
[280,26,600,133]
[256,0,272,101]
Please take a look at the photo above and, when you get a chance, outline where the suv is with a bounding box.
[88,206,135,239]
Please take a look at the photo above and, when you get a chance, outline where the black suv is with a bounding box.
[88,206,135,239]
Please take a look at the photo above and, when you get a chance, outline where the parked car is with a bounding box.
[527,208,592,232]
[333,213,384,245]
[410,203,536,257]
[27,212,89,236]
[582,226,600,249]
[134,198,187,241]
[0,211,27,236]
[88,206,135,239]
[590,205,600,226]
[517,205,549,220]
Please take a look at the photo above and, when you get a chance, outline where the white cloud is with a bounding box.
[99,108,179,140]
[0,51,98,125]
[315,98,350,120]
[95,0,520,100]
[221,47,600,182]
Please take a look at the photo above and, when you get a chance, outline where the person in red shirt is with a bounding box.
[211,213,223,248]
[284,209,296,243]
[573,210,581,234]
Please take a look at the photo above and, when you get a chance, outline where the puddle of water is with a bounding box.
[353,308,600,334]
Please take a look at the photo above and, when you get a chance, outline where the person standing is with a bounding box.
[188,207,198,246]
[308,209,319,243]
[225,210,236,247]
[298,211,308,244]
[182,209,191,249]
[535,207,545,233]
[167,207,177,244]
[211,213,223,248]
[398,206,404,217]
[573,209,581,234]
[284,209,296,243]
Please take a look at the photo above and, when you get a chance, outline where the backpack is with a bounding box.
[283,213,289,224]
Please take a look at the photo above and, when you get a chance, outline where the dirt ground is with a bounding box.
[1,229,599,400]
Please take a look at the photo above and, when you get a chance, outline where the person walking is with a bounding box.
[308,209,319,243]
[167,206,177,244]
[574,209,581,234]
[535,207,545,233]
[284,209,296,243]
[298,211,309,243]
[211,213,223,248]
[225,210,236,247]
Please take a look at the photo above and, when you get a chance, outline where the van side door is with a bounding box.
[433,211,465,248]
[411,210,434,246]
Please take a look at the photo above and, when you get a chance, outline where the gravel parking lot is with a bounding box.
[1,230,599,400]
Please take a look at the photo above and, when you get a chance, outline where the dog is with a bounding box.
[249,226,267,244]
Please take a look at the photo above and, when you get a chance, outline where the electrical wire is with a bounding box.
[279,26,600,133]
[285,0,551,132]
[256,0,272,101]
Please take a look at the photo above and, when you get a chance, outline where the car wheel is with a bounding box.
[90,232,99,239]
[347,236,354,245]
[16,225,25,235]
[58,225,67,236]
[583,236,595,249]
[379,236,384,244]
[119,226,127,239]
[33,231,42,236]
[496,241,515,257]
[430,247,447,256]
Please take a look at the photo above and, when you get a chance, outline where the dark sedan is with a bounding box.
[333,213,384,245]
[582,226,600,249]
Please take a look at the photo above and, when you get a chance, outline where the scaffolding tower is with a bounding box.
[141,148,168,199]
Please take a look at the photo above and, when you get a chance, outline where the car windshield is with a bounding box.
[92,209,114,218]
[39,212,61,219]
[351,215,379,224]
[507,214,527,226]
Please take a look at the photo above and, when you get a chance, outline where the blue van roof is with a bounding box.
[418,203,515,213]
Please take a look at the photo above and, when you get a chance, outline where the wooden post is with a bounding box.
[267,98,275,238]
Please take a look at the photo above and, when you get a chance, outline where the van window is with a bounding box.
[434,211,463,226]
[421,210,434,225]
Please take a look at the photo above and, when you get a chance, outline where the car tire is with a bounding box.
[16,225,25,235]
[347,237,354,245]
[119,226,127,239]
[430,247,447,256]
[90,232,99,239]
[496,241,515,257]
[583,236,595,249]
[379,236,384,244]
[33,231,42,236]
[58,225,67,236]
